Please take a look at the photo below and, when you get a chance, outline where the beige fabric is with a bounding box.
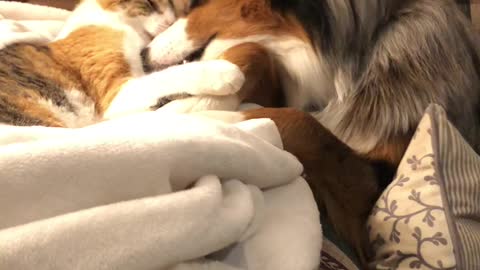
[368,108,456,270]
[432,105,480,269]
[368,104,480,270]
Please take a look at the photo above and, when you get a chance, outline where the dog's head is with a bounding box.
[143,0,307,70]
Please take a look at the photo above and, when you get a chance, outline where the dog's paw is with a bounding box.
[199,60,245,96]
[157,60,246,96]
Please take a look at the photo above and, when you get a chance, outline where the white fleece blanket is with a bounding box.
[0,2,322,270]
[0,1,68,49]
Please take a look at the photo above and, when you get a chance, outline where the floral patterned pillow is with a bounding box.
[368,104,480,270]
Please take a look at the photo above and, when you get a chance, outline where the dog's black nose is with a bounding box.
[141,47,153,73]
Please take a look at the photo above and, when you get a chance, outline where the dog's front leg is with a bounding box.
[156,42,283,113]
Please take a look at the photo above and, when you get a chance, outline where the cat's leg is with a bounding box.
[157,42,282,113]
[103,59,244,119]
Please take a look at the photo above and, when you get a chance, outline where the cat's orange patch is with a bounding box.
[5,93,64,127]
[18,44,82,91]
[49,26,132,113]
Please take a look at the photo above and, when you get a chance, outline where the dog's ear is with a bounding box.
[240,0,272,20]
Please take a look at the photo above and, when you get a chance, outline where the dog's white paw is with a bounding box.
[157,60,246,96]
[200,60,245,96]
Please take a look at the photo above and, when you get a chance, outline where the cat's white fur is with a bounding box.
[39,90,99,128]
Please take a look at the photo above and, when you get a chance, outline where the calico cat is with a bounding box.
[0,0,245,127]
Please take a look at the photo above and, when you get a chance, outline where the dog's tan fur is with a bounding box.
[219,42,281,107]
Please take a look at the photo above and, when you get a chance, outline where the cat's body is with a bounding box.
[0,26,127,127]
[0,0,245,127]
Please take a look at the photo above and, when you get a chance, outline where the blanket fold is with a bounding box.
[0,176,263,270]
[0,1,68,49]
[0,112,321,270]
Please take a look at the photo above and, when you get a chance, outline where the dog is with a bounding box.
[141,0,480,265]
[144,0,480,164]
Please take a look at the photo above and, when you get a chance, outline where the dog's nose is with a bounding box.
[140,47,174,72]
[141,47,153,73]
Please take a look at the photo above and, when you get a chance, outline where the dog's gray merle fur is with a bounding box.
[274,0,480,160]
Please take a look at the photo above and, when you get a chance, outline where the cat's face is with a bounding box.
[96,0,193,38]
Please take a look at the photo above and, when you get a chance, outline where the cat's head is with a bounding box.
[71,0,194,39]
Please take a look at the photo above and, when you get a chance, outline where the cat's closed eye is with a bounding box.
[116,0,169,16]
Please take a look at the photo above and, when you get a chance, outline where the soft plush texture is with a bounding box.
[0,111,322,270]
[0,1,68,49]
[368,104,480,270]
[8,0,77,11]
